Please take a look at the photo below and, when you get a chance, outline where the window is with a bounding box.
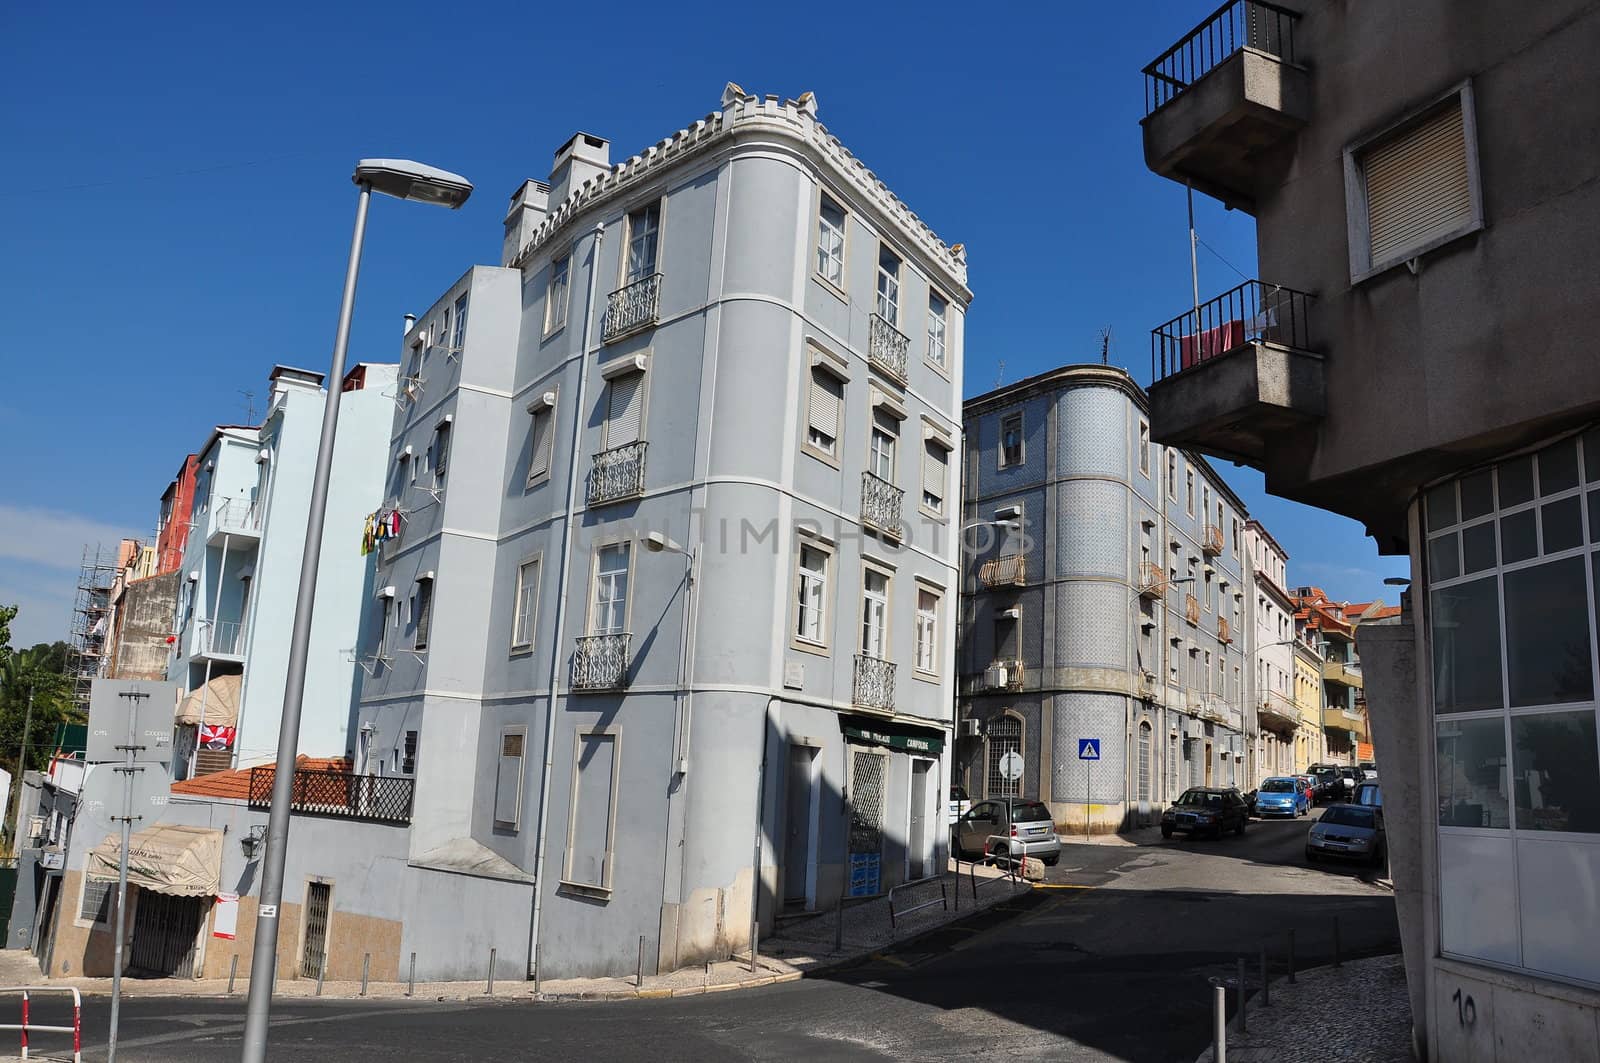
[1167,453,1178,499]
[545,254,570,334]
[565,731,618,890]
[401,730,418,775]
[816,195,846,287]
[869,413,897,482]
[921,439,949,515]
[526,398,556,486]
[512,559,540,649]
[1185,468,1195,514]
[1232,518,1241,556]
[1346,84,1481,282]
[436,306,450,360]
[602,371,644,449]
[452,293,468,351]
[412,577,434,650]
[794,543,829,647]
[493,729,525,830]
[376,596,393,659]
[805,367,844,458]
[1000,413,1024,468]
[875,246,901,325]
[1138,722,1152,802]
[1202,488,1210,528]
[431,420,451,487]
[624,201,660,283]
[926,291,948,369]
[590,543,631,635]
[914,588,939,675]
[861,568,889,659]
[995,611,1020,660]
[986,715,1022,799]
[1139,422,1150,475]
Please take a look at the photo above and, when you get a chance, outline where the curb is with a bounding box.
[534,970,802,1002]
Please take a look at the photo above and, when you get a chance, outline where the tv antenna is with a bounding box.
[239,389,258,424]
[994,360,1006,389]
[1099,327,1112,365]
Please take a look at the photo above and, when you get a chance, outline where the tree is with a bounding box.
[0,603,15,662]
[0,641,77,780]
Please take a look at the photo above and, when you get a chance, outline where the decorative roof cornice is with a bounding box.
[509,91,969,298]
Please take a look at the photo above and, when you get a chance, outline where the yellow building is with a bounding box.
[1292,640,1324,771]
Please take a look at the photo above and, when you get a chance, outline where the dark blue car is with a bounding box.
[1253,776,1310,818]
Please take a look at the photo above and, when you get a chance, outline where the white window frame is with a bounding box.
[791,536,833,655]
[1139,421,1150,476]
[875,244,901,326]
[815,193,848,295]
[1185,467,1195,515]
[925,289,949,372]
[526,389,558,488]
[401,730,418,775]
[920,432,953,520]
[493,727,525,831]
[860,562,892,661]
[588,540,633,636]
[511,555,541,653]
[544,252,571,336]
[600,358,649,451]
[913,583,941,679]
[802,344,849,468]
[868,415,898,483]
[452,292,468,353]
[375,594,393,660]
[999,412,1024,469]
[561,727,622,896]
[622,200,662,285]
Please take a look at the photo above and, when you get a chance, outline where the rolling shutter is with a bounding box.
[605,373,644,448]
[807,369,843,441]
[1365,98,1471,264]
[922,441,947,498]
[529,407,554,479]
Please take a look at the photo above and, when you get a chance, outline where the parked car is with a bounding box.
[953,799,1061,866]
[1306,804,1386,865]
[1161,788,1249,840]
[1338,766,1362,795]
[1253,777,1310,818]
[1358,760,1378,779]
[1307,764,1345,803]
[1354,780,1383,808]
[949,784,972,822]
[1295,775,1317,805]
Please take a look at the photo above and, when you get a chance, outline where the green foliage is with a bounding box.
[0,604,15,658]
[0,640,78,780]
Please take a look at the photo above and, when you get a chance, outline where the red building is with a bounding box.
[156,454,198,575]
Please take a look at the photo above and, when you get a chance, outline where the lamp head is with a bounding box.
[645,531,685,554]
[354,159,473,209]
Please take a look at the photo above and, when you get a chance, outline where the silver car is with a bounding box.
[953,799,1061,867]
[1306,804,1386,865]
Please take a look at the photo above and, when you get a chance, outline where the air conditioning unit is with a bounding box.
[960,718,981,738]
[984,664,1010,690]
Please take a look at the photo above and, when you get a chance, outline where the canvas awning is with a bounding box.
[87,824,222,897]
[176,673,241,727]
[841,715,945,755]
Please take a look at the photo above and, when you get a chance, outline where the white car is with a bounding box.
[949,784,971,822]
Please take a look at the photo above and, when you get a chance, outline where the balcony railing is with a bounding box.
[586,441,648,506]
[571,633,631,691]
[247,767,414,825]
[1184,594,1201,626]
[1202,523,1225,556]
[1137,561,1169,599]
[868,313,909,383]
[202,620,246,657]
[979,555,1027,588]
[1151,280,1313,384]
[985,659,1024,693]
[1322,658,1364,688]
[852,654,896,713]
[1217,615,1232,644]
[860,471,904,538]
[602,273,662,342]
[211,497,263,539]
[1142,0,1300,115]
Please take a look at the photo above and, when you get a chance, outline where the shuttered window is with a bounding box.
[806,368,844,455]
[413,577,434,650]
[603,372,644,448]
[527,404,555,484]
[494,730,525,830]
[922,440,948,513]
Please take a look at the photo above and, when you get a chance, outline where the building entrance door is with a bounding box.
[782,745,816,909]
[908,760,931,880]
[1204,741,1214,786]
[129,890,204,977]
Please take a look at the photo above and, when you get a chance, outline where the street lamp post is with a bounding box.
[238,159,471,1063]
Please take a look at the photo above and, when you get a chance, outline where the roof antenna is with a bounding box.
[238,389,257,424]
[994,360,1006,389]
[1099,327,1112,365]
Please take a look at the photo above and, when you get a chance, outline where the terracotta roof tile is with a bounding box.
[171,755,353,800]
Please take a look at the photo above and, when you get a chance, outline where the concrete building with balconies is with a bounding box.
[1245,520,1299,775]
[957,364,1258,834]
[355,86,969,982]
[1137,2,1600,1056]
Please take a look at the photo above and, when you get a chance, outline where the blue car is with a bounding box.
[1253,777,1310,817]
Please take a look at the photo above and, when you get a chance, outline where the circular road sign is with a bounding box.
[998,751,1024,781]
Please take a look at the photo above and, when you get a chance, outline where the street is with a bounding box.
[40,809,1396,1063]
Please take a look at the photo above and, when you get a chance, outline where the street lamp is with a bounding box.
[239,159,472,1063]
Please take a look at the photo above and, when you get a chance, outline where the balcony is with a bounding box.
[1322,658,1363,689]
[868,313,909,383]
[1137,561,1169,599]
[586,441,647,506]
[1322,705,1367,740]
[208,497,263,544]
[1202,522,1225,556]
[602,273,662,343]
[571,633,630,691]
[1141,0,1309,211]
[1217,615,1233,644]
[1148,280,1323,464]
[248,766,413,825]
[852,654,896,713]
[860,471,904,539]
[1184,593,1201,625]
[1257,691,1298,734]
[983,659,1024,693]
[198,619,246,661]
[979,555,1027,589]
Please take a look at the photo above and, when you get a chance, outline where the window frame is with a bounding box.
[1138,421,1150,476]
[452,292,469,353]
[814,192,849,297]
[510,554,542,654]
[412,575,434,651]
[801,344,849,468]
[587,538,634,637]
[431,417,452,489]
[544,251,571,337]
[401,730,418,776]
[600,363,649,451]
[525,388,559,488]
[1167,453,1178,501]
[999,412,1025,470]
[493,726,526,832]
[859,561,893,662]
[791,535,834,656]
[561,726,623,897]
[620,199,663,286]
[919,431,953,521]
[868,413,898,484]
[76,874,115,929]
[913,581,942,680]
[925,289,949,375]
[875,244,902,327]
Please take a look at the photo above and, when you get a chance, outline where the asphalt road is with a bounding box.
[54,809,1397,1063]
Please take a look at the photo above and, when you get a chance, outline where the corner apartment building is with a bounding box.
[168,363,396,776]
[1138,1,1600,1056]
[1244,520,1300,774]
[1292,587,1369,764]
[959,365,1253,833]
[354,86,969,982]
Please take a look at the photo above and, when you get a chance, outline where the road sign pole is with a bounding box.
[1085,760,1091,841]
[107,689,149,1063]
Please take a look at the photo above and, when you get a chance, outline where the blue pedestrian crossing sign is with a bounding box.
[1078,738,1101,760]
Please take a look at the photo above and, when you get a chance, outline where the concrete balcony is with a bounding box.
[571,633,630,691]
[1184,593,1201,626]
[1217,614,1233,644]
[860,471,904,539]
[586,441,647,507]
[868,313,909,383]
[1137,561,1168,599]
[1322,658,1363,689]
[1148,280,1323,465]
[979,555,1027,589]
[1322,705,1367,740]
[983,659,1024,693]
[1141,0,1309,211]
[1257,691,1298,734]
[1202,522,1225,556]
[852,654,896,713]
[602,273,661,343]
[207,497,263,545]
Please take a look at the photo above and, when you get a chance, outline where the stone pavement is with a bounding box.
[1195,953,1414,1062]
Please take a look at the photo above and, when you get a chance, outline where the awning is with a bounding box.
[176,673,241,727]
[841,715,945,755]
[87,825,222,897]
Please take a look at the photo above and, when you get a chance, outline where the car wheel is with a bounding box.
[1161,826,1173,839]
[1306,848,1318,863]
[990,843,1009,865]
[1236,818,1247,836]
[1042,855,1059,867]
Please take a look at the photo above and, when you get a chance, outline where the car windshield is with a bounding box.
[1311,767,1339,779]
[1321,806,1377,828]
[950,785,969,801]
[1007,801,1052,823]
[1261,779,1297,793]
[1176,790,1226,808]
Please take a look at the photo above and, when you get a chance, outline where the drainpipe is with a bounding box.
[748,697,776,965]
[527,221,606,979]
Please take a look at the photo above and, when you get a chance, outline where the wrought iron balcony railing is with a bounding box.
[1142,0,1301,115]
[1185,593,1201,625]
[1151,280,1313,384]
[979,555,1027,588]
[602,273,662,342]
[1202,523,1225,556]
[247,767,414,825]
[860,471,904,538]
[852,654,896,713]
[1137,561,1168,598]
[868,313,909,383]
[586,441,648,506]
[571,633,631,690]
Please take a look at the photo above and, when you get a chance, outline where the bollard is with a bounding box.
[636,935,646,988]
[1333,916,1342,968]
[1260,944,1270,1007]
[1237,957,1247,1034]
[227,954,239,996]
[316,952,327,996]
[1288,929,1297,984]
[1212,982,1227,1063]
[487,947,497,995]
[952,855,960,912]
[533,944,543,997]
[407,952,416,998]
[705,960,712,988]
[749,927,759,974]
[361,954,370,998]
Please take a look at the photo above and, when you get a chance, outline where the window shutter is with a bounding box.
[529,408,554,477]
[605,373,643,447]
[1365,98,1471,264]
[807,370,842,439]
[494,732,525,829]
[414,579,434,648]
[922,442,947,497]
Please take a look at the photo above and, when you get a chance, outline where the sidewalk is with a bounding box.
[0,860,1031,1005]
[1195,953,1413,1063]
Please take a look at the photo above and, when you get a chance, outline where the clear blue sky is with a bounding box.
[0,0,1405,647]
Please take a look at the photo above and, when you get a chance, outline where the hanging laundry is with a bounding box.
[361,512,376,556]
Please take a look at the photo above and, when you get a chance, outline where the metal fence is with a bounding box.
[247,767,414,825]
[602,273,662,342]
[1142,0,1301,114]
[1150,280,1314,383]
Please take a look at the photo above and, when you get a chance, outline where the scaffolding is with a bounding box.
[67,544,119,714]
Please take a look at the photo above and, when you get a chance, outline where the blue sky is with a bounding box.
[0,1,1405,647]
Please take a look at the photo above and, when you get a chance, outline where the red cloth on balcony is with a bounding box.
[1179,319,1244,369]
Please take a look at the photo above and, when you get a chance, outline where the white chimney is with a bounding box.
[403,313,417,335]
[502,180,551,267]
[547,132,610,211]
